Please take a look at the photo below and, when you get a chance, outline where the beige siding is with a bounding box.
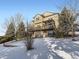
[31,12,59,37]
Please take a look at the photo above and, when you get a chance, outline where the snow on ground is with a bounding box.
[0,38,53,59]
[0,37,79,59]
[0,40,26,59]
[44,37,79,59]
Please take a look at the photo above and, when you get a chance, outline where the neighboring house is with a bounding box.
[30,12,59,37]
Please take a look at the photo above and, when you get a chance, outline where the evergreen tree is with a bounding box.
[16,21,26,39]
[5,17,15,39]
[6,22,15,37]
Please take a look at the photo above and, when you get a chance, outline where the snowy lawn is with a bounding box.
[44,37,79,59]
[0,40,26,59]
[0,37,79,59]
[0,38,53,59]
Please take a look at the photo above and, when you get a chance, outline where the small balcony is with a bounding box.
[28,25,54,32]
[42,25,53,30]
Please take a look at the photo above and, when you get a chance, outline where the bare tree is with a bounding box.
[12,13,26,40]
[56,0,79,38]
[14,13,24,31]
[58,7,74,37]
[65,0,79,39]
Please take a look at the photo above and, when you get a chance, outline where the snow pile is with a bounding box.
[44,37,79,59]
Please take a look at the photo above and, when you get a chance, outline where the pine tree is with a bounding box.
[16,21,26,39]
[6,22,15,37]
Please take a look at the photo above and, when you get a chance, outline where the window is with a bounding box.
[36,17,39,20]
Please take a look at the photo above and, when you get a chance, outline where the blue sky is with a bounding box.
[0,0,77,35]
[0,0,65,21]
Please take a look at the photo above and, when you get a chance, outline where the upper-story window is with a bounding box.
[47,18,53,25]
[36,18,39,21]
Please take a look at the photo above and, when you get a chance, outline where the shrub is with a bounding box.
[0,36,14,44]
[24,35,34,50]
[55,31,64,38]
[26,38,33,50]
